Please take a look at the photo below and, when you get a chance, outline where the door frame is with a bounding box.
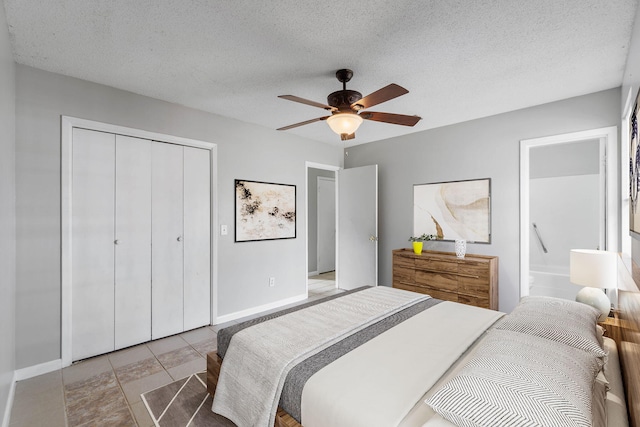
[519,126,618,299]
[317,176,336,274]
[61,116,218,367]
[306,162,340,293]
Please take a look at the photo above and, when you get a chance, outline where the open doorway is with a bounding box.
[520,127,618,300]
[307,164,339,297]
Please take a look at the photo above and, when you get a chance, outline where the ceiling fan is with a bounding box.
[277,69,422,141]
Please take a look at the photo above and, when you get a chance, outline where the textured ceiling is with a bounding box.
[3,0,638,146]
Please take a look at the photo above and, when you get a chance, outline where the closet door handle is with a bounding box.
[114,239,120,245]
[177,236,183,242]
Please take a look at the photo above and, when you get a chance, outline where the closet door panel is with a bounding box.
[152,142,184,339]
[71,128,115,360]
[183,147,211,330]
[115,135,152,349]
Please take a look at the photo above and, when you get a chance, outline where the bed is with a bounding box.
[206,285,640,427]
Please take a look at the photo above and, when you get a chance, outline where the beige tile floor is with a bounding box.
[9,282,341,427]
[308,271,337,297]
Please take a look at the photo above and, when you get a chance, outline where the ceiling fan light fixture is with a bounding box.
[326,113,363,136]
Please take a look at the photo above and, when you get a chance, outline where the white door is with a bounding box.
[152,142,184,339]
[71,128,116,360]
[317,177,336,273]
[183,146,211,330]
[114,135,152,349]
[337,165,378,290]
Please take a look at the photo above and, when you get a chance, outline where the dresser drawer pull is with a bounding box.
[416,268,480,279]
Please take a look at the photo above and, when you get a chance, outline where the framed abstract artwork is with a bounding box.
[413,178,491,243]
[630,87,640,236]
[235,179,296,242]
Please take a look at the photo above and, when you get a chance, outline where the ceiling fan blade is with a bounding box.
[340,133,355,141]
[360,111,422,127]
[277,116,329,131]
[353,84,409,110]
[278,95,337,111]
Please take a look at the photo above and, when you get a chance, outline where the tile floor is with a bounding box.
[8,280,341,427]
[308,271,337,297]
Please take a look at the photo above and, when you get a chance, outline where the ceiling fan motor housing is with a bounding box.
[327,90,362,111]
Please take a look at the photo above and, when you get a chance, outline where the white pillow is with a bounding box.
[426,329,601,427]
[494,296,606,359]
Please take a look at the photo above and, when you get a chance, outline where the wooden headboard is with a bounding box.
[618,259,640,427]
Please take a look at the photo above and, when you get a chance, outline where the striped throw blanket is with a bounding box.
[211,286,431,427]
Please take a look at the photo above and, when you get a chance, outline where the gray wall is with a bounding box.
[530,140,599,179]
[0,2,16,421]
[345,88,621,313]
[14,65,342,368]
[307,168,335,273]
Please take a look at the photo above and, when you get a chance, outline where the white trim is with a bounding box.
[215,293,308,324]
[520,126,618,299]
[61,116,218,367]
[305,162,341,293]
[621,87,634,257]
[14,359,62,381]
[308,270,319,277]
[1,372,17,427]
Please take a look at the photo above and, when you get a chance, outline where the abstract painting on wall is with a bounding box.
[413,178,491,243]
[235,179,296,242]
[630,86,640,236]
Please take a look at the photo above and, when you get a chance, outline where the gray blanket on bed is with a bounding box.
[217,287,442,422]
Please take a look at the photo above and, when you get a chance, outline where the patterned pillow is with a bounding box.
[426,329,602,427]
[493,296,606,359]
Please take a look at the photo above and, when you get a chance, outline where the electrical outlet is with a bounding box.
[269,277,275,287]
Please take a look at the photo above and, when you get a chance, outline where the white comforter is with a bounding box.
[301,301,503,427]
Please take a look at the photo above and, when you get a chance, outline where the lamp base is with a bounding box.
[575,287,610,321]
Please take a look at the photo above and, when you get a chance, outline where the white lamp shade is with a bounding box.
[326,113,363,135]
[569,249,617,289]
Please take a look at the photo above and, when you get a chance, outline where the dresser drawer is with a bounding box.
[416,270,457,292]
[458,276,489,296]
[415,258,458,273]
[458,263,488,279]
[393,266,415,283]
[458,294,490,309]
[394,254,415,269]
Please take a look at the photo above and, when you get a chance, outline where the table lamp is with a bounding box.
[569,249,616,321]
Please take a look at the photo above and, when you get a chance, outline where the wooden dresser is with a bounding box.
[392,248,499,310]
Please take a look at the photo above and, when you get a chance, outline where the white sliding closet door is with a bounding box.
[71,128,116,360]
[152,142,185,339]
[183,147,211,330]
[115,136,152,349]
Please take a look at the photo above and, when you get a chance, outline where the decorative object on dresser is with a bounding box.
[392,248,498,310]
[413,178,491,243]
[408,233,437,255]
[570,249,617,320]
[454,239,466,258]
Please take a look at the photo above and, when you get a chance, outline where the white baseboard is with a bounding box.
[215,293,308,324]
[14,359,62,382]
[1,371,16,427]
[307,270,319,277]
